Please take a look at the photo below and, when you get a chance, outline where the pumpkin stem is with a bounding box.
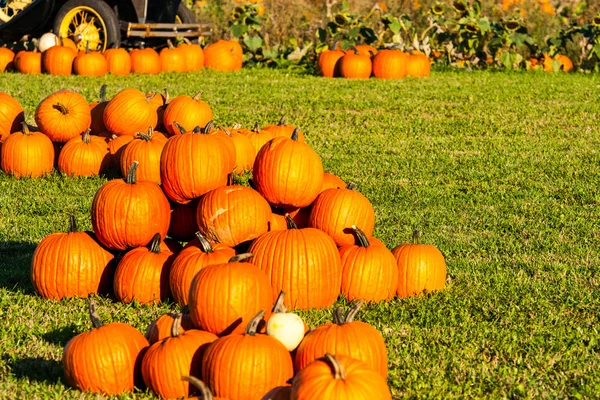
[344,300,364,323]
[273,291,287,313]
[229,253,252,263]
[227,172,236,186]
[284,214,298,230]
[183,38,192,45]
[350,225,370,247]
[324,353,347,380]
[221,127,232,136]
[173,121,187,134]
[167,39,175,49]
[53,103,69,115]
[136,126,153,141]
[253,122,260,132]
[163,88,170,105]
[85,40,90,54]
[68,215,77,233]
[333,307,344,325]
[20,121,30,135]
[82,128,92,144]
[126,161,139,184]
[291,127,300,141]
[89,299,104,328]
[145,92,157,102]
[181,376,213,400]
[99,84,107,102]
[245,310,266,336]
[232,123,242,129]
[346,182,356,190]
[171,313,183,337]
[412,229,422,244]
[194,232,214,253]
[278,116,286,126]
[148,233,162,254]
[192,91,204,101]
[199,120,214,134]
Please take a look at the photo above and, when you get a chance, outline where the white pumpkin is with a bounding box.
[266,291,307,351]
[38,32,58,52]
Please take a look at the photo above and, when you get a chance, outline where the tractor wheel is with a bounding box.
[175,3,196,24]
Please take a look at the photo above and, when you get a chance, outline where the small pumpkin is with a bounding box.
[58,128,109,177]
[372,49,408,79]
[105,134,134,171]
[104,47,131,76]
[178,38,204,71]
[42,41,77,75]
[35,89,92,143]
[203,39,243,71]
[160,40,186,72]
[406,52,431,77]
[130,46,161,74]
[103,88,159,137]
[73,43,108,76]
[338,48,372,79]
[0,47,15,71]
[119,126,168,184]
[318,46,345,77]
[262,116,305,143]
[162,92,213,136]
[1,122,54,178]
[0,92,25,142]
[321,172,345,192]
[16,47,42,74]
[243,122,277,155]
[38,32,59,52]
[266,291,307,351]
[353,44,378,57]
[222,125,256,174]
[146,308,195,344]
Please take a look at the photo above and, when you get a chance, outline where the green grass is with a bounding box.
[1,69,600,399]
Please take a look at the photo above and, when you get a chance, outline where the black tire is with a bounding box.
[176,3,196,24]
[53,0,120,51]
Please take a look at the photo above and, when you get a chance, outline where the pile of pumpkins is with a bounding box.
[0,32,244,76]
[318,44,431,79]
[0,86,447,399]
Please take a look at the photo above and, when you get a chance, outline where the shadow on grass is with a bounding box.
[0,241,36,294]
[42,325,80,347]
[5,356,65,385]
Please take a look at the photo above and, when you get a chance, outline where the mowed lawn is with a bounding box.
[1,69,599,399]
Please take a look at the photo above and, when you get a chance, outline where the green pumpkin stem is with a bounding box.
[291,127,300,141]
[136,126,154,141]
[173,121,187,134]
[350,225,370,247]
[278,116,286,126]
[229,253,252,263]
[334,300,364,325]
[171,313,183,337]
[245,310,266,336]
[346,182,356,190]
[324,353,347,380]
[194,232,214,253]
[412,229,422,244]
[148,233,162,254]
[89,300,104,328]
[82,129,92,144]
[181,376,214,400]
[272,291,287,313]
[68,215,77,233]
[285,214,298,230]
[99,84,107,102]
[53,103,69,115]
[126,161,139,184]
[193,91,204,101]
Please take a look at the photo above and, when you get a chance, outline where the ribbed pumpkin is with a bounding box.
[181,376,227,400]
[73,44,108,76]
[145,309,195,344]
[58,129,109,177]
[130,47,161,74]
[62,300,149,395]
[162,92,213,136]
[60,37,78,51]
[543,53,573,72]
[0,92,24,142]
[30,216,114,299]
[42,43,77,75]
[354,44,378,56]
[294,302,388,377]
[1,122,54,178]
[242,122,276,155]
[188,254,273,335]
[262,116,305,143]
[406,52,431,77]
[91,161,171,250]
[338,49,372,79]
[142,314,218,399]
[35,90,92,143]
[160,122,231,204]
[318,46,345,77]
[393,230,447,298]
[178,38,204,71]
[119,127,167,184]
[253,129,323,209]
[103,88,159,137]
[0,47,15,71]
[202,311,294,400]
[168,201,200,242]
[291,354,392,400]
[204,39,243,71]
[169,232,236,307]
[207,127,237,173]
[89,84,108,136]
[222,125,256,174]
[321,172,345,192]
[104,47,131,76]
[248,215,342,310]
[113,233,176,304]
[105,134,134,171]
[15,48,42,74]
[372,49,407,79]
[160,40,186,72]
[196,183,272,247]
[339,226,398,302]
[308,183,375,247]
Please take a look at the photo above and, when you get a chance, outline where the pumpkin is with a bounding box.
[160,122,231,204]
[58,129,109,177]
[339,226,398,302]
[113,233,176,304]
[179,38,204,71]
[206,127,237,173]
[196,183,272,247]
[294,301,388,377]
[30,216,115,299]
[269,207,310,231]
[62,300,149,395]
[162,92,213,136]
[73,43,108,76]
[318,46,345,77]
[204,39,243,71]
[308,182,375,247]
[321,172,345,192]
[543,53,573,72]
[0,47,15,71]
[169,232,236,307]
[145,308,195,344]
[130,47,161,74]
[91,161,171,250]
[38,32,59,52]
[262,116,305,143]
[266,291,307,351]
[42,43,77,75]
[393,229,447,298]
[35,89,92,143]
[160,40,186,72]
[291,354,392,400]
[338,49,372,79]
[220,126,256,174]
[262,386,292,400]
[60,37,78,52]
[1,122,54,178]
[168,201,201,242]
[243,122,277,155]
[103,88,159,136]
[104,47,131,76]
[105,134,134,171]
[15,48,42,74]
[372,49,407,79]
[0,92,25,142]
[181,376,227,400]
[119,127,168,184]
[249,214,341,310]
[406,52,431,77]
[89,84,108,136]
[142,314,218,399]
[353,44,378,56]
[202,311,294,400]
[188,254,273,335]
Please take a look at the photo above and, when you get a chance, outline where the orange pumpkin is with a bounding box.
[104,47,131,76]
[353,44,378,56]
[262,116,305,142]
[406,52,431,77]
[162,92,213,136]
[222,125,256,174]
[58,129,109,177]
[242,122,277,155]
[0,47,15,71]
[178,38,204,71]
[73,45,108,76]
[16,48,42,74]
[130,47,161,74]
[318,47,345,77]
[1,122,54,178]
[103,88,158,136]
[160,40,186,72]
[543,53,573,72]
[0,92,25,142]
[145,310,195,344]
[35,89,92,143]
[338,49,372,79]
[372,49,407,79]
[204,39,243,71]
[119,127,168,184]
[43,44,77,75]
[89,84,108,136]
[105,134,134,171]
[321,172,345,192]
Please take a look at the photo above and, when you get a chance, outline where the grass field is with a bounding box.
[1,69,600,399]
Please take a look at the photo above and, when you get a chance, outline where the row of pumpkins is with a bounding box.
[0,32,243,76]
[1,86,447,398]
[318,45,431,79]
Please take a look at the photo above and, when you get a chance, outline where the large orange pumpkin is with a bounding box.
[104,47,131,76]
[160,40,186,72]
[57,129,109,177]
[73,45,108,76]
[338,49,372,79]
[119,127,168,184]
[30,216,115,300]
[103,88,159,137]
[15,48,42,74]
[162,92,213,136]
[318,47,345,77]
[204,39,243,71]
[372,49,407,79]
[35,90,92,143]
[1,122,54,178]
[42,43,77,75]
[91,161,171,250]
[393,229,447,298]
[0,92,25,142]
[178,38,204,71]
[130,47,161,74]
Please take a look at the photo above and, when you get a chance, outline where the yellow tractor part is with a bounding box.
[57,6,107,51]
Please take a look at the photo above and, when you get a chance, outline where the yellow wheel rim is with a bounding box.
[58,6,107,51]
